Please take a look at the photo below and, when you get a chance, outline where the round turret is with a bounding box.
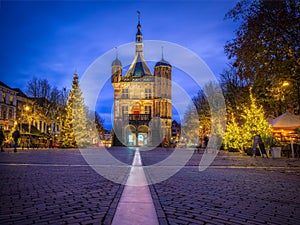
[112,58,122,67]
[155,58,171,67]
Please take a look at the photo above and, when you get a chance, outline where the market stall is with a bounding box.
[270,112,300,158]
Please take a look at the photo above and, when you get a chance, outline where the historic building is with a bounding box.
[0,81,59,142]
[111,16,172,146]
[0,81,18,132]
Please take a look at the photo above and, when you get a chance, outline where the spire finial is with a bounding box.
[115,47,118,59]
[161,46,164,60]
[135,10,142,43]
[137,10,141,24]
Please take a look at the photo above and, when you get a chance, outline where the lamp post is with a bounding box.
[282,81,289,87]
[24,105,31,134]
[277,81,290,114]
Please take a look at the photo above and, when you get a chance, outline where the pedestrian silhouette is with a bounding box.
[12,128,21,152]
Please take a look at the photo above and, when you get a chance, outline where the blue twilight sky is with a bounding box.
[0,0,239,129]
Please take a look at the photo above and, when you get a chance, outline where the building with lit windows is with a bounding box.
[0,81,17,132]
[111,15,172,146]
[0,81,60,144]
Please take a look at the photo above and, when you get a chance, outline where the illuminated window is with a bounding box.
[122,89,128,99]
[2,93,6,103]
[122,106,128,116]
[145,106,151,115]
[9,95,14,105]
[145,89,152,99]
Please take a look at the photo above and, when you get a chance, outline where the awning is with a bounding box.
[270,112,300,130]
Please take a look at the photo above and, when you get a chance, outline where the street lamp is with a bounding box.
[278,81,290,114]
[282,81,289,87]
[24,105,31,133]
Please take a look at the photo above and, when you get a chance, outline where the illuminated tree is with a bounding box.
[220,66,249,117]
[225,0,300,115]
[193,89,211,139]
[240,88,271,149]
[223,113,243,152]
[26,77,69,138]
[6,122,18,145]
[192,82,226,148]
[61,73,89,148]
[182,104,199,145]
[86,110,105,143]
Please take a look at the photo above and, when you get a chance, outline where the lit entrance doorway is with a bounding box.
[137,125,149,146]
[138,133,147,146]
[125,125,136,146]
[125,125,150,146]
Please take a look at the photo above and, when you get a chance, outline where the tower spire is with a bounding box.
[126,11,152,77]
[136,10,142,43]
[115,47,118,59]
[112,46,122,67]
[137,10,141,24]
[161,46,164,60]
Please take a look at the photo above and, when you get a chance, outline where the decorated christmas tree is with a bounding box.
[240,88,271,150]
[61,72,90,148]
[223,113,242,152]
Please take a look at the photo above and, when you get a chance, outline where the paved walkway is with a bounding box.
[112,148,158,225]
[0,148,134,225]
[142,148,300,225]
[0,147,299,224]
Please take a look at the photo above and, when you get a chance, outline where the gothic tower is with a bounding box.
[111,52,122,83]
[154,51,172,141]
[111,13,172,147]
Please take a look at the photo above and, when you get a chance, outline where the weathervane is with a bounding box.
[137,10,141,24]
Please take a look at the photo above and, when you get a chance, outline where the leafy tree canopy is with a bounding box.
[225,0,300,115]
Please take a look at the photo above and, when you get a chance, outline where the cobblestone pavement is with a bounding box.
[1,147,300,225]
[0,147,134,225]
[141,148,300,225]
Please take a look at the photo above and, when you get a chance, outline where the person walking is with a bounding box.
[0,127,5,152]
[252,134,260,157]
[12,128,21,152]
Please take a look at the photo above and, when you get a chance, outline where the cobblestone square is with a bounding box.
[0,147,299,225]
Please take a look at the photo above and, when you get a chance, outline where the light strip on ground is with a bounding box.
[111,148,159,225]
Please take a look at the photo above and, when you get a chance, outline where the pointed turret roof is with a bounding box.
[126,53,152,77]
[155,58,171,67]
[125,11,152,77]
[112,47,122,67]
[155,46,171,67]
[112,57,122,67]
